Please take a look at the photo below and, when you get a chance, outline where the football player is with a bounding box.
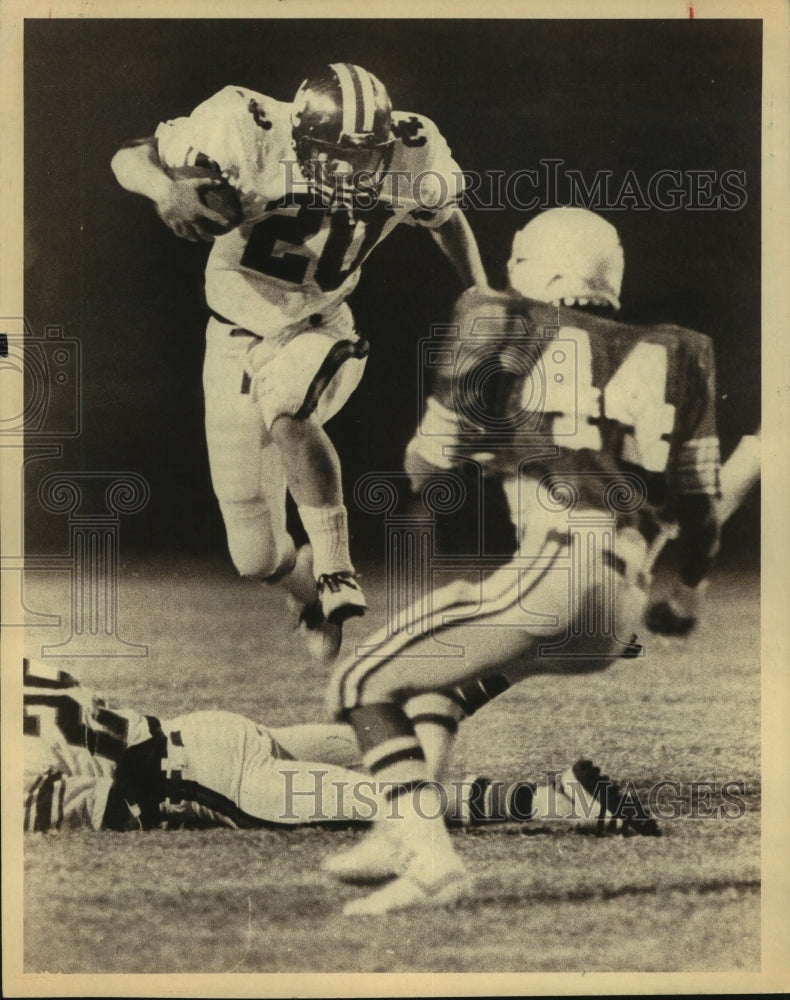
[23,657,366,831]
[111,64,489,660]
[322,208,721,913]
[23,658,656,837]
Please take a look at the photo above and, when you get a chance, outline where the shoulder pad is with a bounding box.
[390,111,454,168]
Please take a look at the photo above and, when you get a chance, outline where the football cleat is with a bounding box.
[282,546,343,663]
[316,572,368,627]
[296,599,343,664]
[321,824,401,884]
[342,854,473,916]
[555,759,661,837]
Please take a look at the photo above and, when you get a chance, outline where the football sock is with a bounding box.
[403,692,463,782]
[298,503,354,579]
[346,703,427,791]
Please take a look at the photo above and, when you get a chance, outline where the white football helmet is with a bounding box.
[507,207,624,311]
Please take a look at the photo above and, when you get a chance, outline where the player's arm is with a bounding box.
[646,336,722,637]
[718,426,761,523]
[428,208,490,291]
[404,287,514,491]
[111,136,230,242]
[399,114,489,292]
[669,424,761,599]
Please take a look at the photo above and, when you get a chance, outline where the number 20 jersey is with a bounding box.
[428,291,721,536]
[155,85,466,337]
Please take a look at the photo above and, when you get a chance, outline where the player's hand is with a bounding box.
[645,579,707,637]
[154,177,231,242]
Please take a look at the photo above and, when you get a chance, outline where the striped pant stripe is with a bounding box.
[336,535,565,711]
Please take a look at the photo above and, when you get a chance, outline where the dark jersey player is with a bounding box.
[321,208,720,914]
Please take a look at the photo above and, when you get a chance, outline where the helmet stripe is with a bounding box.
[331,62,359,136]
[354,66,376,132]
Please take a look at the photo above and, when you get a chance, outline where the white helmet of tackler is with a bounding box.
[507,207,624,311]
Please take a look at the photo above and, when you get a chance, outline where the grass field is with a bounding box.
[19,551,761,977]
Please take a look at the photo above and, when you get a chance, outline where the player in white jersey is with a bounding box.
[111,64,488,659]
[320,208,722,913]
[23,658,657,836]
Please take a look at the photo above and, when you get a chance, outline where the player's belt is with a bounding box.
[211,309,326,335]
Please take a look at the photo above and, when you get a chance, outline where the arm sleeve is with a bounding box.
[406,288,519,473]
[671,335,721,587]
[397,115,466,229]
[24,770,114,832]
[154,86,246,171]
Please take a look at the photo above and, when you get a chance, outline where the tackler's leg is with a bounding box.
[322,547,573,913]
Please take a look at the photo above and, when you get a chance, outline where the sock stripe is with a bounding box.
[369,745,426,776]
[362,733,422,770]
[407,712,458,734]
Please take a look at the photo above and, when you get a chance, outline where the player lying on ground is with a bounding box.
[111,63,489,662]
[322,208,724,914]
[23,658,657,837]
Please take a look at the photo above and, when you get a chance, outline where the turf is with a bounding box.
[20,555,760,975]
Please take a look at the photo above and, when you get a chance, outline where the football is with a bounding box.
[166,163,243,236]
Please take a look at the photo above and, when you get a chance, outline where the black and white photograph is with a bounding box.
[2,0,789,995]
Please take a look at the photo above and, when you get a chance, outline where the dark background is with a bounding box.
[24,18,761,561]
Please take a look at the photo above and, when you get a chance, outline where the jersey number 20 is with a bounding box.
[241,198,394,292]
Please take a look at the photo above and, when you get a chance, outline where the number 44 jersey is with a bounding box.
[155,86,465,338]
[416,289,721,541]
